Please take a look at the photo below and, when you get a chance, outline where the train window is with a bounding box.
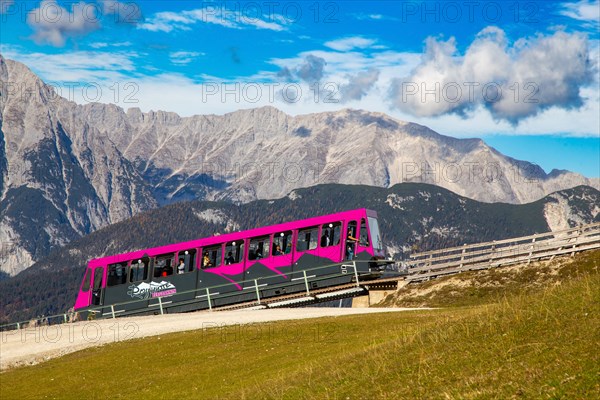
[273,231,292,256]
[297,226,319,252]
[347,221,357,240]
[107,262,129,286]
[359,218,370,247]
[93,268,104,290]
[368,217,383,250]
[225,240,245,264]
[203,245,222,269]
[177,249,196,274]
[81,268,92,292]
[345,221,358,260]
[92,268,105,306]
[130,257,149,282]
[154,253,174,278]
[249,236,270,260]
[320,222,341,247]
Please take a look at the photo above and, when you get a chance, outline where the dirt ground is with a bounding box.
[0,307,423,371]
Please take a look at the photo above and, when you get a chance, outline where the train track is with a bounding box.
[212,276,404,312]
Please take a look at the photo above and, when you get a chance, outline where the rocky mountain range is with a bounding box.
[1,54,598,277]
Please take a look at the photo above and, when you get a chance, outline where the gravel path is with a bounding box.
[0,307,426,371]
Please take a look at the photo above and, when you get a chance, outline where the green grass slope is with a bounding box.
[1,253,599,399]
[379,250,600,308]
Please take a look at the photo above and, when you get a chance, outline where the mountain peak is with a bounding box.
[1,55,43,88]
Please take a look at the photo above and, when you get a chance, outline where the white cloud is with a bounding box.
[278,54,327,82]
[339,69,380,102]
[270,49,417,78]
[26,0,100,47]
[3,30,598,138]
[137,11,195,32]
[352,13,398,21]
[169,51,204,65]
[559,0,600,22]
[89,41,132,49]
[138,6,288,33]
[389,28,597,124]
[324,36,378,51]
[1,44,137,83]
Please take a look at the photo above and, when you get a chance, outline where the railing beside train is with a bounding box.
[406,222,600,282]
[0,259,395,331]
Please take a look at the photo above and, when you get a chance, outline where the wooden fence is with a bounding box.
[407,222,600,282]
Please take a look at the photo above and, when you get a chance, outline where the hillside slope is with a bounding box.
[1,252,598,399]
[379,249,600,308]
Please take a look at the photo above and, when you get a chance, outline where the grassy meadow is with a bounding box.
[1,251,599,399]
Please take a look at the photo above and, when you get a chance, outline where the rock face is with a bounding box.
[0,56,157,277]
[79,105,598,206]
[543,186,600,231]
[0,54,597,276]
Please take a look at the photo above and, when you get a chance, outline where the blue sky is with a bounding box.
[1,0,599,177]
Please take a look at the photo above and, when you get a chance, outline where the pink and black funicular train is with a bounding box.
[74,209,387,318]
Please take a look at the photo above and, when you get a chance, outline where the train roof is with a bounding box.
[88,208,378,267]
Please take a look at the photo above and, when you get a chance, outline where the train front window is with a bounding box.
[368,217,382,250]
[273,231,292,256]
[225,241,245,264]
[203,245,222,269]
[249,236,270,260]
[107,262,129,286]
[81,268,92,292]
[297,226,319,252]
[359,218,370,247]
[321,222,341,247]
[93,268,104,290]
[91,267,105,306]
[154,253,174,278]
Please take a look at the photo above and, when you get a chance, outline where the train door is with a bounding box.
[245,234,289,290]
[345,220,358,260]
[91,267,105,306]
[162,249,197,313]
[355,218,373,272]
[198,242,246,307]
